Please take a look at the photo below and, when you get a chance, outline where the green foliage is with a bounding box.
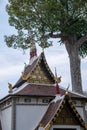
[5,0,87,57]
[79,41,87,58]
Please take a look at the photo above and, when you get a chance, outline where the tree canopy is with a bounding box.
[5,0,87,56]
[5,0,87,94]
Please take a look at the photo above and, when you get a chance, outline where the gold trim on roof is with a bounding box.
[44,94,87,130]
[45,123,51,130]
[22,51,55,83]
[39,122,44,127]
[21,72,31,80]
[8,82,13,90]
[41,52,55,80]
[65,84,70,95]
[21,72,28,80]
[68,96,87,129]
[44,96,65,130]
[85,124,87,129]
[19,51,59,85]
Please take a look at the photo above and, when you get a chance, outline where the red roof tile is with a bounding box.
[35,95,87,130]
[40,98,62,127]
[14,83,87,99]
[15,84,56,97]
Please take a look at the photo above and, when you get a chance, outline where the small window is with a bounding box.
[42,99,49,103]
[24,98,31,103]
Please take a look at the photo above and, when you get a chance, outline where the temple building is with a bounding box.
[0,44,87,130]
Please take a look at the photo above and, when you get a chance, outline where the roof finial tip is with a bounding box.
[65,84,70,95]
[42,47,44,52]
[29,43,37,64]
[55,67,60,94]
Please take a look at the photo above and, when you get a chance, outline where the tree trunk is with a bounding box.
[65,39,83,94]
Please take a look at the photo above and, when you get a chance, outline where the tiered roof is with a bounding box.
[2,47,87,100]
[36,93,87,130]
[0,46,87,130]
[13,51,55,89]
[10,47,86,99]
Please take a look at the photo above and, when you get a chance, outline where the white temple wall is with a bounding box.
[16,105,47,130]
[74,100,85,120]
[1,106,12,130]
[76,107,84,119]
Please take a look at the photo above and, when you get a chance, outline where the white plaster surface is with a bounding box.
[1,107,12,130]
[16,105,47,130]
[76,107,84,119]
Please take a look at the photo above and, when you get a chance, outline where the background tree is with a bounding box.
[5,0,87,94]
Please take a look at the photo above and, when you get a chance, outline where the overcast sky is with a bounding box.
[0,0,87,99]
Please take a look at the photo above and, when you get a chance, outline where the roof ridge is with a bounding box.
[60,85,87,98]
[38,94,87,130]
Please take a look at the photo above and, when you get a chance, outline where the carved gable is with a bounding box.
[53,104,79,125]
[27,63,54,84]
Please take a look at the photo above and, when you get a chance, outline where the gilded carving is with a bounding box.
[27,64,53,84]
[53,106,79,125]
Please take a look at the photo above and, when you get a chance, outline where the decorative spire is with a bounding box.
[29,43,37,65]
[55,68,60,94]
[65,84,70,95]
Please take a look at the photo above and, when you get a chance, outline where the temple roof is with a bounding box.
[1,50,86,101]
[36,93,87,130]
[14,84,55,97]
[11,50,87,99]
[13,52,55,89]
[13,59,38,88]
[13,83,87,99]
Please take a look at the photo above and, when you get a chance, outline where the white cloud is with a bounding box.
[47,53,69,66]
[0,65,23,80]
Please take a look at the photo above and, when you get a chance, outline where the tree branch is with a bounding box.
[41,32,61,39]
[49,32,61,38]
[77,34,87,47]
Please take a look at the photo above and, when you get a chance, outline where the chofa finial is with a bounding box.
[29,43,37,65]
[21,72,28,80]
[42,47,44,52]
[39,123,44,130]
[8,82,13,93]
[65,84,70,95]
[55,68,61,83]
[8,82,12,90]
[55,67,60,94]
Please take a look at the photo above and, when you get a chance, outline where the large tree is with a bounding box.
[5,0,87,94]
